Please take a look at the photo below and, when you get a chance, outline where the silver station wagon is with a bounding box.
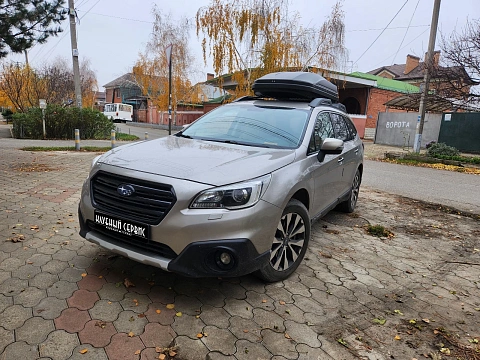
[78,72,364,281]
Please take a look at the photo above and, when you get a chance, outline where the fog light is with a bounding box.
[219,252,232,265]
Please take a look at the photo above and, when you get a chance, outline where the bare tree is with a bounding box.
[435,19,480,106]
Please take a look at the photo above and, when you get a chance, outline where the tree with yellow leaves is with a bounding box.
[196,0,347,96]
[0,57,97,112]
[133,6,199,114]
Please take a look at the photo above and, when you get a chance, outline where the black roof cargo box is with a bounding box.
[252,72,338,102]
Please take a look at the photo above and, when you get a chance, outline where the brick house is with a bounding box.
[367,51,474,97]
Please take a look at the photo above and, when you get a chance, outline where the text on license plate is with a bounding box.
[94,212,149,239]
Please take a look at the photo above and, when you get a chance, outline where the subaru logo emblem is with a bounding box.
[117,184,135,197]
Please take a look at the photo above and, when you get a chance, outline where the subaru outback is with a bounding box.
[78,72,364,281]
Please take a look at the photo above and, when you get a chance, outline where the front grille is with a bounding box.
[86,221,177,259]
[91,171,176,225]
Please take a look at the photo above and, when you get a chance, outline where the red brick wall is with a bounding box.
[105,88,122,104]
[366,88,404,128]
[339,88,368,115]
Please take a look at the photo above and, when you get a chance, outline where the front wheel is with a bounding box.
[256,199,311,282]
[337,169,361,213]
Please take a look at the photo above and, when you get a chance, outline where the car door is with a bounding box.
[308,111,345,216]
[329,112,358,197]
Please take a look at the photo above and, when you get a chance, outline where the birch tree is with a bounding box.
[196,0,347,95]
[133,6,198,112]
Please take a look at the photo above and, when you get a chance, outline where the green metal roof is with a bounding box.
[349,72,420,94]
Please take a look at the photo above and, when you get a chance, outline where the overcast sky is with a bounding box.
[6,0,479,90]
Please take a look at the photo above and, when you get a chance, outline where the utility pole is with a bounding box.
[24,50,29,66]
[166,44,173,135]
[68,0,82,108]
[414,0,441,153]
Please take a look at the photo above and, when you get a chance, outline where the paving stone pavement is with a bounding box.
[0,141,479,359]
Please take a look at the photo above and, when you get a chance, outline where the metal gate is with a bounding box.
[438,113,480,153]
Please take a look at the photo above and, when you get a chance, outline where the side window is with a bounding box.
[343,116,357,139]
[330,113,352,141]
[308,112,334,153]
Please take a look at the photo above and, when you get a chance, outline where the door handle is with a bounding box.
[338,157,344,163]
[355,149,359,155]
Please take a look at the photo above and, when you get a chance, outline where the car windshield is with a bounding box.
[181,103,309,149]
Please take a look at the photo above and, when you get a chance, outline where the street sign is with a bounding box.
[39,99,47,109]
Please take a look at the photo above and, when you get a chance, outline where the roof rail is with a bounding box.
[309,98,332,107]
[309,98,347,113]
[232,96,261,102]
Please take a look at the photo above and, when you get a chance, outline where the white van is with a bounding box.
[103,103,133,122]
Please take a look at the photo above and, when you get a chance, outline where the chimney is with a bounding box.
[207,73,214,81]
[404,54,420,74]
[425,50,441,68]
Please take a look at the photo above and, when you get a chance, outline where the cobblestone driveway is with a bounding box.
[1,147,479,360]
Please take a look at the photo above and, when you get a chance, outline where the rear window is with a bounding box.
[182,104,309,148]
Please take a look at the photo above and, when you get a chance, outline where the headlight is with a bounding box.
[91,155,102,169]
[190,175,271,210]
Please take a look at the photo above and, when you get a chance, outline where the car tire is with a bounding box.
[256,199,311,282]
[337,169,361,213]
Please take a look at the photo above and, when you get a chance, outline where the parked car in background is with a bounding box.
[78,72,364,281]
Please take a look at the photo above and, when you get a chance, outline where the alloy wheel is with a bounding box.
[270,212,306,271]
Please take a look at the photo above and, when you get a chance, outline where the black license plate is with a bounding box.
[94,211,149,240]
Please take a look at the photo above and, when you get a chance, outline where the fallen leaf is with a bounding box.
[440,348,451,355]
[395,335,401,340]
[7,234,25,242]
[81,273,87,277]
[422,318,430,323]
[394,310,404,316]
[124,278,135,288]
[30,225,39,230]
[156,309,161,314]
[279,301,286,305]
[166,304,175,309]
[159,354,166,360]
[337,338,348,347]
[409,319,417,324]
[262,299,267,303]
[27,261,33,264]
[243,329,249,333]
[108,301,112,305]
[138,314,145,318]
[169,350,177,357]
[197,333,203,338]
[284,332,291,339]
[98,276,103,279]
[95,321,107,329]
[176,312,182,317]
[148,281,155,286]
[373,318,386,325]
[79,349,88,354]
[134,350,141,355]
[155,347,163,353]
[128,332,135,337]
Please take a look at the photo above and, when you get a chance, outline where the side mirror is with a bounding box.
[317,138,344,162]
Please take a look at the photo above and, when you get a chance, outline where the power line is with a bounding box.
[352,0,410,66]
[79,0,102,21]
[75,10,154,24]
[392,0,421,64]
[370,27,430,68]
[347,24,428,32]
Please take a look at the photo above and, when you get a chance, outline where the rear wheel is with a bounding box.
[337,169,361,213]
[256,199,310,282]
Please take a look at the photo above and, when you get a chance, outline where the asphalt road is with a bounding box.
[362,159,480,214]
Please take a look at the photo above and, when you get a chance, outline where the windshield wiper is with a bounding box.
[175,132,192,139]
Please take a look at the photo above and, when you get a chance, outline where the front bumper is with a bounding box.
[79,208,270,277]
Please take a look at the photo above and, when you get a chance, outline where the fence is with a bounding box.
[374,112,442,148]
[438,112,480,153]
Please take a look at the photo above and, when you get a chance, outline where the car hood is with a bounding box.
[98,136,296,186]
